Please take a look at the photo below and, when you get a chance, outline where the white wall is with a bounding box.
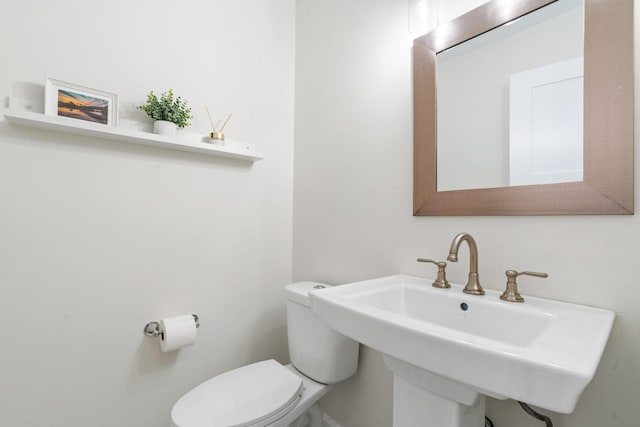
[0,1,295,426]
[294,1,640,427]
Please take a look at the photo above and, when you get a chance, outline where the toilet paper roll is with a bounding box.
[160,314,197,352]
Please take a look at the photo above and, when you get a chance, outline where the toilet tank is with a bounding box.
[286,282,359,384]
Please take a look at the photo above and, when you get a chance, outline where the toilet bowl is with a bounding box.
[171,361,331,427]
[171,282,359,427]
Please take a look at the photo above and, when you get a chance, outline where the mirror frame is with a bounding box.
[413,0,634,216]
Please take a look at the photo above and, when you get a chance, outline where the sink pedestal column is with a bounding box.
[384,355,485,427]
[393,376,485,427]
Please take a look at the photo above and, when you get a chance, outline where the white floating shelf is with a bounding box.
[3,108,264,162]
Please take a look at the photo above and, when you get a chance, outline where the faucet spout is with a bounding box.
[447,233,484,295]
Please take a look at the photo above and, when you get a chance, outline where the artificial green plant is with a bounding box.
[138,89,193,128]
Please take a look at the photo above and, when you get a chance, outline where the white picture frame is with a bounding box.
[45,78,118,126]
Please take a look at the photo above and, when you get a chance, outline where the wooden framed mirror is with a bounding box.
[413,0,634,215]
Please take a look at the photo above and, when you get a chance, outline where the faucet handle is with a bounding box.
[500,270,548,302]
[417,258,451,288]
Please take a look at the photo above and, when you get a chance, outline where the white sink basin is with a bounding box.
[310,274,614,414]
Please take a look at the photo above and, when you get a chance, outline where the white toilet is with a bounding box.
[171,282,359,427]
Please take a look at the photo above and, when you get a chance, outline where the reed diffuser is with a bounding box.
[206,107,232,146]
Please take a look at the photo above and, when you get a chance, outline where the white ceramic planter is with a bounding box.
[154,120,177,136]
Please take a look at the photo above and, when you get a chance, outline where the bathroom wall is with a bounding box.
[0,0,295,426]
[294,0,640,426]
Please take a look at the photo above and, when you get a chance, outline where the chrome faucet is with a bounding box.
[447,233,484,295]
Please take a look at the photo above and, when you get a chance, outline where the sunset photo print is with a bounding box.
[57,89,109,124]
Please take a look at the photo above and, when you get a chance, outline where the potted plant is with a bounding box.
[138,89,193,136]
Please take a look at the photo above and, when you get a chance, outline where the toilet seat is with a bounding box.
[171,360,304,427]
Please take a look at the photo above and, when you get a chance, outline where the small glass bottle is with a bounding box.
[209,132,225,146]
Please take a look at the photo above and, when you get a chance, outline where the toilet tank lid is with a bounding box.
[286,281,332,307]
[171,360,303,427]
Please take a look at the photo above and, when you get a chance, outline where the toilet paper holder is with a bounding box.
[144,314,200,338]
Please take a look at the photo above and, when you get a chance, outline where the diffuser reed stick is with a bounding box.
[219,113,233,133]
[205,106,216,132]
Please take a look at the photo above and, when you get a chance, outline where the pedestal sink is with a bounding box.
[309,275,614,427]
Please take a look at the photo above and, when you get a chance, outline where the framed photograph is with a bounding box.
[45,78,118,126]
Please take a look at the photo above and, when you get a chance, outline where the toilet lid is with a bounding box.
[171,359,303,427]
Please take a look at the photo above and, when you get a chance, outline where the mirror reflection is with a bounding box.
[436,0,584,192]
